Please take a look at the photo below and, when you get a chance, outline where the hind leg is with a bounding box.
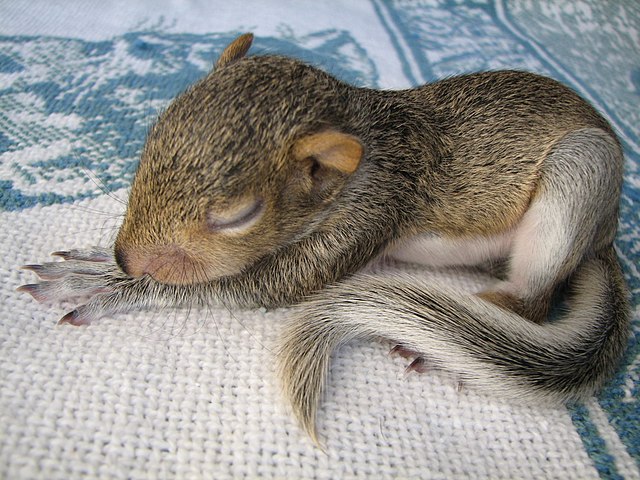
[480,128,622,323]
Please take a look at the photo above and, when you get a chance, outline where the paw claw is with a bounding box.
[391,345,430,374]
[17,283,46,302]
[20,264,60,280]
[21,264,43,272]
[58,310,88,326]
[405,357,430,374]
[390,344,416,359]
[389,344,403,356]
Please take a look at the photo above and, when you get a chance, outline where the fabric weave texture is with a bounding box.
[1,1,639,478]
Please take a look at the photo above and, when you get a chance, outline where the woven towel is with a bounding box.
[1,1,639,478]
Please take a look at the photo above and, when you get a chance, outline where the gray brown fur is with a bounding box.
[20,35,629,442]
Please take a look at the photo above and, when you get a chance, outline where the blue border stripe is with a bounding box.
[370,0,420,85]
[570,405,623,479]
[377,0,435,82]
[492,0,640,153]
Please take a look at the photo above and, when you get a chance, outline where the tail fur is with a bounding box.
[278,247,629,443]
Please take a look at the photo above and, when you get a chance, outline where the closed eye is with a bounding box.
[207,198,264,233]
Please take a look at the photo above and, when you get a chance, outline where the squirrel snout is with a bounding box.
[114,243,208,285]
[113,245,151,278]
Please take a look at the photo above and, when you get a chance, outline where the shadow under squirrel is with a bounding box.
[20,34,630,443]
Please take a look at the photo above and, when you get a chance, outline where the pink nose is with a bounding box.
[114,245,198,285]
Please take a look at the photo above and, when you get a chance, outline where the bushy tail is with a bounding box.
[278,247,629,443]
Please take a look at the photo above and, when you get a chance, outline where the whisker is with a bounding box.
[81,166,127,206]
[226,288,276,356]
[210,269,276,359]
[205,296,238,363]
[67,204,123,217]
[189,261,239,362]
[141,294,175,342]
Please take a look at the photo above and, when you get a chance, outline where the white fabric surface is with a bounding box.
[0,192,603,479]
[2,1,639,478]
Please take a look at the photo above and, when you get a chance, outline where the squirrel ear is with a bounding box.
[215,33,254,70]
[292,130,363,175]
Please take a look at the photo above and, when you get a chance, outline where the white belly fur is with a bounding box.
[387,230,515,268]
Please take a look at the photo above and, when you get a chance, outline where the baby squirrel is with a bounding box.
[21,34,630,442]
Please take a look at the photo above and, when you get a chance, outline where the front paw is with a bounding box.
[18,247,131,325]
[19,247,118,301]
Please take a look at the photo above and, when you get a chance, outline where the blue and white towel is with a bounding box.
[1,1,638,478]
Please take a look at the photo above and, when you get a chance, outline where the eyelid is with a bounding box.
[207,198,264,233]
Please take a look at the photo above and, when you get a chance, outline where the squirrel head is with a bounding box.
[114,34,364,285]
